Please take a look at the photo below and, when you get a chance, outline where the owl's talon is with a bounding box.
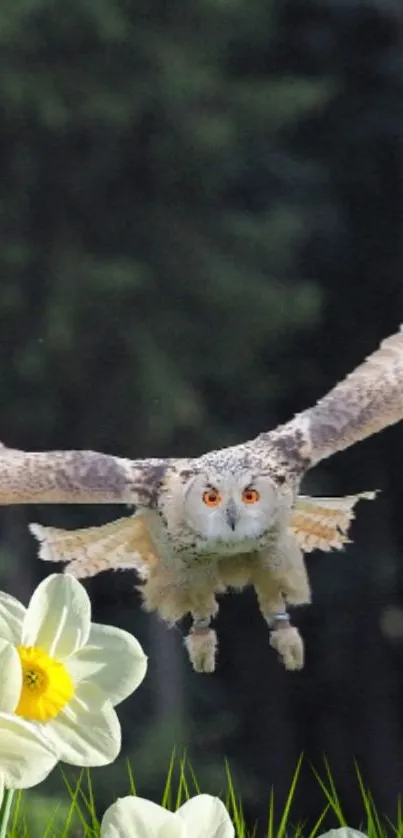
[185,627,217,673]
[269,625,304,670]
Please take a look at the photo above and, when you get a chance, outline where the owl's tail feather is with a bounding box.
[29,516,156,579]
[272,327,403,469]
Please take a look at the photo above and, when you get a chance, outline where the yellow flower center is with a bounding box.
[15,645,74,722]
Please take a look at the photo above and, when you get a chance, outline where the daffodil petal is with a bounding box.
[318,831,368,838]
[0,592,25,644]
[177,795,235,838]
[100,797,183,838]
[0,713,57,788]
[0,639,22,713]
[159,821,187,838]
[22,574,91,658]
[0,614,17,646]
[67,623,147,705]
[42,681,121,766]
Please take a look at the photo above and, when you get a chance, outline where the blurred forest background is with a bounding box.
[1,0,403,833]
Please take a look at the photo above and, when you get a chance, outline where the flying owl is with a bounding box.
[0,328,403,673]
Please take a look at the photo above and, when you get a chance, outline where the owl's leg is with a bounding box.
[272,532,312,607]
[141,567,219,673]
[140,568,218,622]
[253,562,305,671]
[185,600,219,675]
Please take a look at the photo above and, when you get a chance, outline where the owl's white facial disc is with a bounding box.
[183,471,279,544]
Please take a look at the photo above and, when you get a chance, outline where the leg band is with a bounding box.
[190,617,211,633]
[265,611,290,629]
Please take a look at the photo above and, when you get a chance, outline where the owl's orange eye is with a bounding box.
[202,489,222,507]
[242,488,260,504]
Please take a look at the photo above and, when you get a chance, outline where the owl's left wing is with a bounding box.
[0,444,171,507]
[267,327,403,472]
[290,491,376,553]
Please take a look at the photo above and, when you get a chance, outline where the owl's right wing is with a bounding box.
[29,515,157,579]
[0,443,170,507]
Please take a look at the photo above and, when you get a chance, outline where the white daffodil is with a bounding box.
[100,794,235,838]
[0,709,58,807]
[0,574,147,767]
[318,831,368,838]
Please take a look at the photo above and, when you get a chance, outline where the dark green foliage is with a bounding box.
[0,0,324,458]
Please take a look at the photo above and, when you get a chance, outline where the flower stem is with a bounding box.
[0,788,14,838]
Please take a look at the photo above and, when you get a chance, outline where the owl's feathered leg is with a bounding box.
[270,533,312,607]
[252,536,310,671]
[265,611,304,672]
[184,593,221,674]
[254,578,304,671]
[140,566,220,672]
[185,615,218,675]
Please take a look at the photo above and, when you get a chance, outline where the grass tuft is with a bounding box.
[6,754,402,836]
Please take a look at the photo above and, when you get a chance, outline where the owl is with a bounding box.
[0,327,403,673]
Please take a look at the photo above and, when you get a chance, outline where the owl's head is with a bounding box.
[181,469,282,543]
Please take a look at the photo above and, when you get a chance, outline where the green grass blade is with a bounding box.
[306,803,331,838]
[126,759,137,796]
[354,761,385,837]
[310,759,347,825]
[161,747,176,810]
[187,759,201,796]
[276,752,304,838]
[224,760,245,837]
[267,787,275,838]
[9,790,22,837]
[60,767,89,836]
[175,755,191,808]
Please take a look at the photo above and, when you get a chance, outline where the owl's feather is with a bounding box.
[29,491,375,578]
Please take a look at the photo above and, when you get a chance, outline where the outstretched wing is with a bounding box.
[270,327,403,470]
[30,515,157,579]
[290,491,376,552]
[0,444,170,506]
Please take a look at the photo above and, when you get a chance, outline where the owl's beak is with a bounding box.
[225,500,239,531]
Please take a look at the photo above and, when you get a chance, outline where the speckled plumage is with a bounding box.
[1,328,403,672]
